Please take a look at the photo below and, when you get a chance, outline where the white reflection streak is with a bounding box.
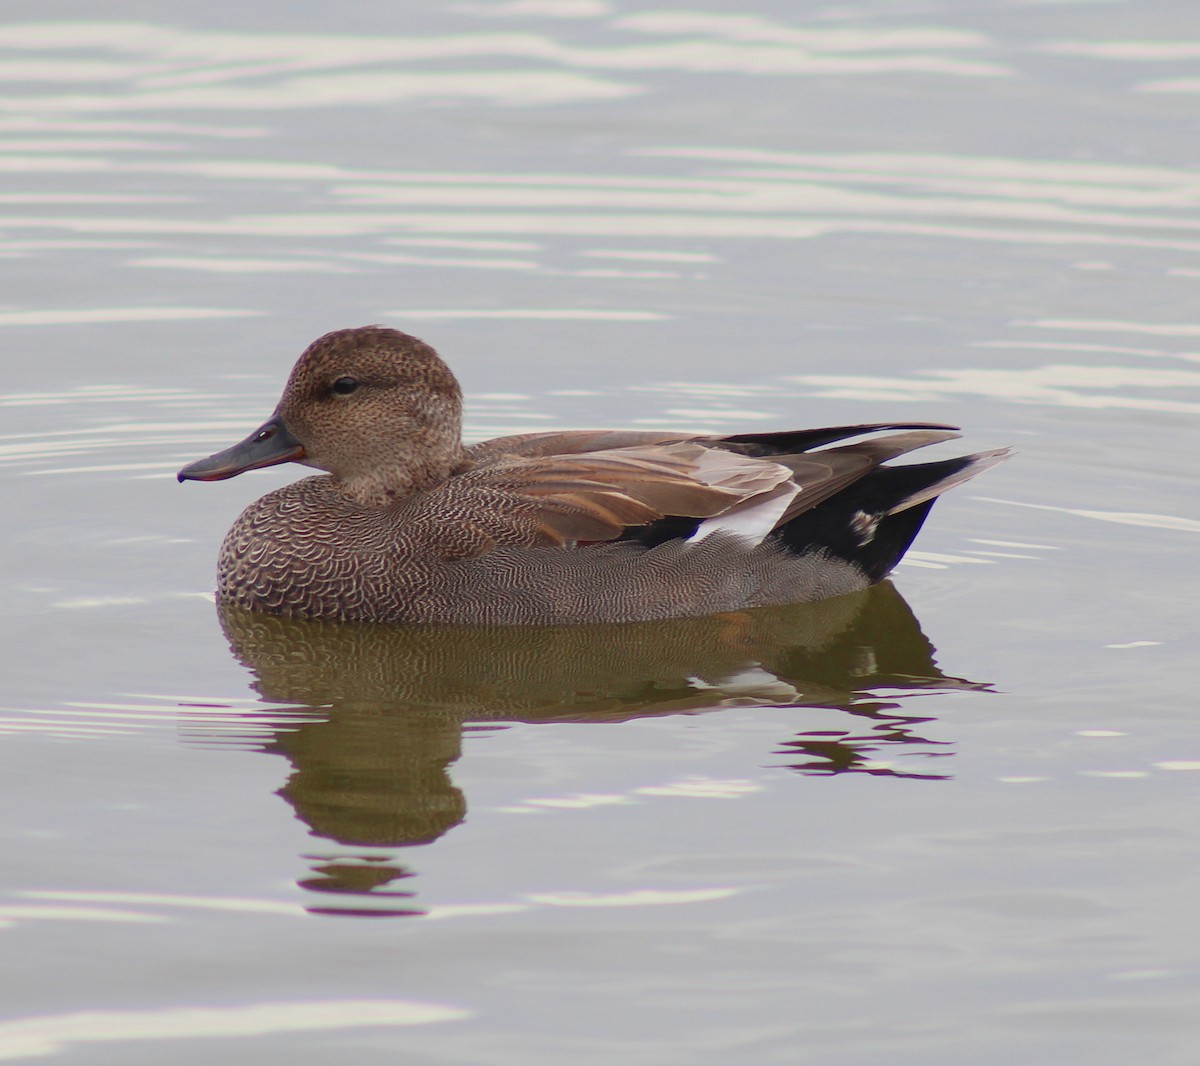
[0,21,1011,114]
[10,210,1197,254]
[383,236,539,250]
[130,256,359,274]
[0,116,264,136]
[0,699,319,741]
[26,150,1198,208]
[0,307,261,326]
[8,70,637,111]
[974,340,1200,364]
[470,1,612,18]
[1038,40,1200,61]
[901,551,993,566]
[325,175,1200,229]
[973,497,1200,534]
[582,248,717,262]
[716,167,1200,209]
[35,463,195,476]
[969,538,1059,550]
[0,1000,468,1062]
[423,887,740,918]
[500,776,764,814]
[617,13,988,52]
[0,191,185,202]
[788,364,1200,414]
[384,308,668,320]
[422,902,533,919]
[518,794,633,809]
[0,720,139,736]
[0,906,164,925]
[1140,78,1200,94]
[635,778,762,798]
[525,888,739,906]
[1023,318,1200,338]
[346,251,540,271]
[21,890,305,915]
[52,596,147,608]
[642,147,1200,187]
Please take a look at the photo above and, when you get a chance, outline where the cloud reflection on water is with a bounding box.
[0,17,1008,119]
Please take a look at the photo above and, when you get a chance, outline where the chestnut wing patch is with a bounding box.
[404,442,794,552]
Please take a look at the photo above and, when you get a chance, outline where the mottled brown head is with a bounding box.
[178,326,467,506]
[278,326,466,502]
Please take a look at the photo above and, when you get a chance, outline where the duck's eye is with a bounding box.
[331,377,359,396]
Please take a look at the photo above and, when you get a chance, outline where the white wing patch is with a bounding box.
[555,441,802,546]
[690,480,801,546]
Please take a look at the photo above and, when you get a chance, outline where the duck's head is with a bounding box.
[178,326,466,504]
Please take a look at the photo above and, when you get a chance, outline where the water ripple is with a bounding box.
[0,18,1010,121]
[788,364,1200,415]
[4,150,1197,256]
[0,999,468,1061]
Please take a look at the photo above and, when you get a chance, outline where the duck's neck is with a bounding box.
[333,444,469,508]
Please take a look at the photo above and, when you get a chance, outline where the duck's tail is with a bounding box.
[778,447,1011,582]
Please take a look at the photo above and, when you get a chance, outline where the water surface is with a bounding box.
[3,1,1200,1063]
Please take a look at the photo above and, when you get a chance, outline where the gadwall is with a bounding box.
[179,326,1008,625]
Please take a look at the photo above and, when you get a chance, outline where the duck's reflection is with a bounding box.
[214,583,986,915]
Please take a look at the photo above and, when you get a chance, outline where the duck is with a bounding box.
[178,325,1009,625]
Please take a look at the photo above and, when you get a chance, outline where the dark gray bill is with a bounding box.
[177,414,305,482]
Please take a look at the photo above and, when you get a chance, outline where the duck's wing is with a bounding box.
[465,422,957,462]
[429,441,795,550]
[411,424,971,556]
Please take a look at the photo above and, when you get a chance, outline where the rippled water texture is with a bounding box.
[3,2,1199,1064]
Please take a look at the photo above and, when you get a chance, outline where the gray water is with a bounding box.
[3,2,1200,1063]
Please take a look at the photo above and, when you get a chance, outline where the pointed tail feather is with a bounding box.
[887,447,1013,516]
[779,447,1012,582]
